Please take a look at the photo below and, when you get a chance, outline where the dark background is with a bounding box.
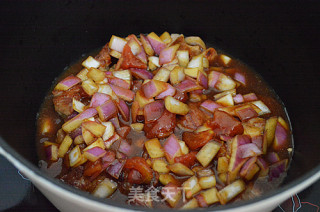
[0,0,319,211]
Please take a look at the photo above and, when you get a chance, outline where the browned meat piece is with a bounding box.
[144,110,176,139]
[207,110,244,137]
[95,43,112,68]
[52,85,88,116]
[177,103,206,131]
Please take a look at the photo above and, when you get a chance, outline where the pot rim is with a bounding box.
[1,136,319,211]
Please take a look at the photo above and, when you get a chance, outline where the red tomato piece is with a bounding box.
[144,110,176,139]
[118,44,147,69]
[174,152,198,168]
[177,103,206,131]
[207,110,244,137]
[127,169,144,184]
[95,43,111,68]
[117,126,131,138]
[182,130,214,150]
[84,159,102,177]
[124,157,153,184]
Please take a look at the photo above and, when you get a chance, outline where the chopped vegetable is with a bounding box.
[164,96,189,115]
[181,198,199,209]
[147,32,166,55]
[142,80,168,99]
[93,178,117,198]
[140,34,154,56]
[118,139,132,156]
[273,119,289,151]
[183,176,202,199]
[143,100,164,123]
[196,187,219,207]
[240,156,260,180]
[38,32,293,209]
[207,110,244,137]
[175,77,203,93]
[96,100,118,121]
[82,56,100,69]
[55,75,81,91]
[107,159,126,179]
[130,68,153,80]
[264,116,278,147]
[109,35,127,52]
[168,163,194,176]
[199,175,216,189]
[161,183,182,207]
[159,173,179,186]
[84,147,107,162]
[159,44,180,65]
[45,145,59,161]
[163,134,182,163]
[196,141,221,167]
[174,151,197,168]
[62,108,97,133]
[58,135,73,158]
[155,84,176,99]
[130,123,144,131]
[82,121,106,137]
[109,84,135,102]
[269,159,288,181]
[152,159,170,173]
[218,179,245,204]
[176,50,189,67]
[144,138,165,158]
[183,130,214,150]
[124,157,153,184]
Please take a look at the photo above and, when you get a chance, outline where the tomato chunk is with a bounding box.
[94,43,111,68]
[124,157,153,184]
[177,103,206,131]
[207,110,244,137]
[144,110,176,139]
[118,44,147,69]
[182,130,214,150]
[52,85,88,116]
[84,159,102,177]
[117,126,131,138]
[127,169,144,184]
[173,90,188,103]
[174,152,198,168]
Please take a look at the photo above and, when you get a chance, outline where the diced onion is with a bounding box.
[93,178,117,198]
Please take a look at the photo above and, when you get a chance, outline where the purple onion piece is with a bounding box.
[130,68,153,80]
[269,159,288,181]
[267,152,281,164]
[238,143,262,158]
[118,139,132,156]
[107,159,126,179]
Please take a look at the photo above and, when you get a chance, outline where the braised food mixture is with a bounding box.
[37,32,292,209]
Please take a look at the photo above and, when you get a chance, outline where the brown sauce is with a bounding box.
[36,42,293,209]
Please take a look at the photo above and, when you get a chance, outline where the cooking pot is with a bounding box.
[0,1,319,211]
